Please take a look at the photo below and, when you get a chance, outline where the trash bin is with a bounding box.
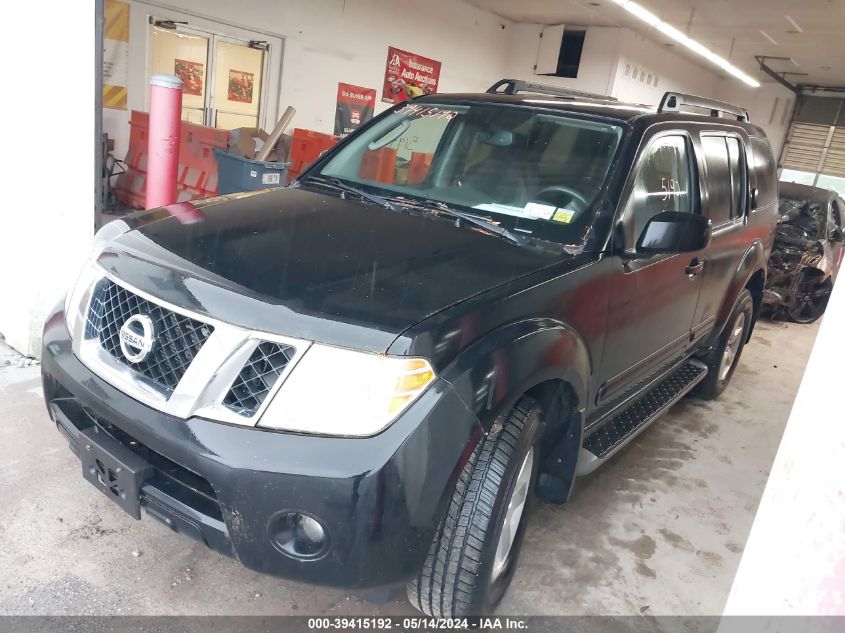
[214,149,289,194]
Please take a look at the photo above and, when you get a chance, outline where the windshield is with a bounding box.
[778,196,826,239]
[315,101,624,246]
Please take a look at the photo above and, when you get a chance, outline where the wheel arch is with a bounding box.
[438,319,590,505]
[744,267,765,342]
[716,240,766,342]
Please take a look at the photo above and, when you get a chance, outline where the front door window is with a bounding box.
[623,135,693,248]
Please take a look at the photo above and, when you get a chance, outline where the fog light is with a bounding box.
[270,511,328,559]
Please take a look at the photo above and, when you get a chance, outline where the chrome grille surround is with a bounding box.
[71,268,311,427]
[85,279,214,394]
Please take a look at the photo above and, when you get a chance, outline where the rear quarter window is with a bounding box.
[749,137,777,208]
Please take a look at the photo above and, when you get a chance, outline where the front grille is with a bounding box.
[223,342,296,416]
[85,279,214,395]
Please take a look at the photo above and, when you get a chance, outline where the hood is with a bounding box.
[99,187,560,353]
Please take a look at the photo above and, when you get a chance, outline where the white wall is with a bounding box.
[504,24,624,97]
[503,24,792,155]
[0,3,95,356]
[610,29,721,105]
[105,0,516,158]
[105,3,794,166]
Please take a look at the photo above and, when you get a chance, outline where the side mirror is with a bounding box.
[636,211,712,255]
[750,187,759,210]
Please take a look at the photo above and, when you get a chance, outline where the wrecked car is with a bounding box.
[763,181,845,323]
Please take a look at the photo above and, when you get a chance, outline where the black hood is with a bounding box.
[100,187,561,352]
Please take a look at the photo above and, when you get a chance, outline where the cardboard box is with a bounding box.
[227,127,291,163]
[228,127,268,159]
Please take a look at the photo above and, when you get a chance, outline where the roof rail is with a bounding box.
[486,78,617,102]
[658,92,750,122]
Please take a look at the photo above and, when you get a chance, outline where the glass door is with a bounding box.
[150,21,272,130]
[151,26,210,125]
[211,38,264,130]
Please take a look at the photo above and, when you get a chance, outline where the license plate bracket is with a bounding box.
[80,427,153,519]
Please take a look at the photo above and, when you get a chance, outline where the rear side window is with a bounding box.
[726,137,747,218]
[833,199,845,229]
[702,136,732,226]
[750,137,777,208]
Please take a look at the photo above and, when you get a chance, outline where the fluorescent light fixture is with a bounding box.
[612,0,761,87]
[759,30,779,46]
[785,15,804,33]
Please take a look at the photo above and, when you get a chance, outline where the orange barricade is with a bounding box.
[287,128,338,182]
[114,111,231,209]
[406,152,433,185]
[359,147,397,184]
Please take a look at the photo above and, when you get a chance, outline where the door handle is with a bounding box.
[685,258,705,278]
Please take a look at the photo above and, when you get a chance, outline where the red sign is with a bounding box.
[335,83,376,137]
[382,46,441,104]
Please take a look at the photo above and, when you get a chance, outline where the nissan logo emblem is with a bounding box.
[118,314,156,363]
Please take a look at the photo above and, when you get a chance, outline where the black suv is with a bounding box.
[42,80,778,617]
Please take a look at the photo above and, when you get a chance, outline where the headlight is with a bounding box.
[64,220,131,340]
[63,261,100,341]
[258,344,436,437]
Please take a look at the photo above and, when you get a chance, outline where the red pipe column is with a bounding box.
[145,74,183,210]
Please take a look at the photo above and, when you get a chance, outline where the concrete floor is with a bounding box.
[0,319,818,616]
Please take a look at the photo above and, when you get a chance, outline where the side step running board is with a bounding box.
[576,359,708,475]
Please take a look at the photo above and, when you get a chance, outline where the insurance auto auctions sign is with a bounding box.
[381,46,441,104]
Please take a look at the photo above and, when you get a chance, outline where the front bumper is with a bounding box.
[41,308,482,587]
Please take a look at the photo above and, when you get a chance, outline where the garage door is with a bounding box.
[780,95,845,195]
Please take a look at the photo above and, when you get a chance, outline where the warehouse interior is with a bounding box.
[1,0,843,620]
[6,0,845,356]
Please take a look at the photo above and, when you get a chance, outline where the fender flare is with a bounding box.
[715,240,767,340]
[438,317,591,432]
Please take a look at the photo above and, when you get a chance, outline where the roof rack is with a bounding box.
[486,78,617,102]
[658,92,750,122]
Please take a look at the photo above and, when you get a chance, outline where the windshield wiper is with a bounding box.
[301,176,526,246]
[404,198,526,246]
[301,174,401,212]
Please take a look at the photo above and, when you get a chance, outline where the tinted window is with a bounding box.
[750,137,777,208]
[625,135,692,246]
[726,137,746,218]
[834,199,845,229]
[702,136,732,226]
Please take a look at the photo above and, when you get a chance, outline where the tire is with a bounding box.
[787,274,831,324]
[694,289,753,400]
[407,397,543,617]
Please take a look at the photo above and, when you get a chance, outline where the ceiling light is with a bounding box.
[784,15,804,33]
[611,0,761,87]
[759,30,779,46]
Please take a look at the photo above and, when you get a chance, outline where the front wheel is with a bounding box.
[407,397,542,617]
[694,289,753,400]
